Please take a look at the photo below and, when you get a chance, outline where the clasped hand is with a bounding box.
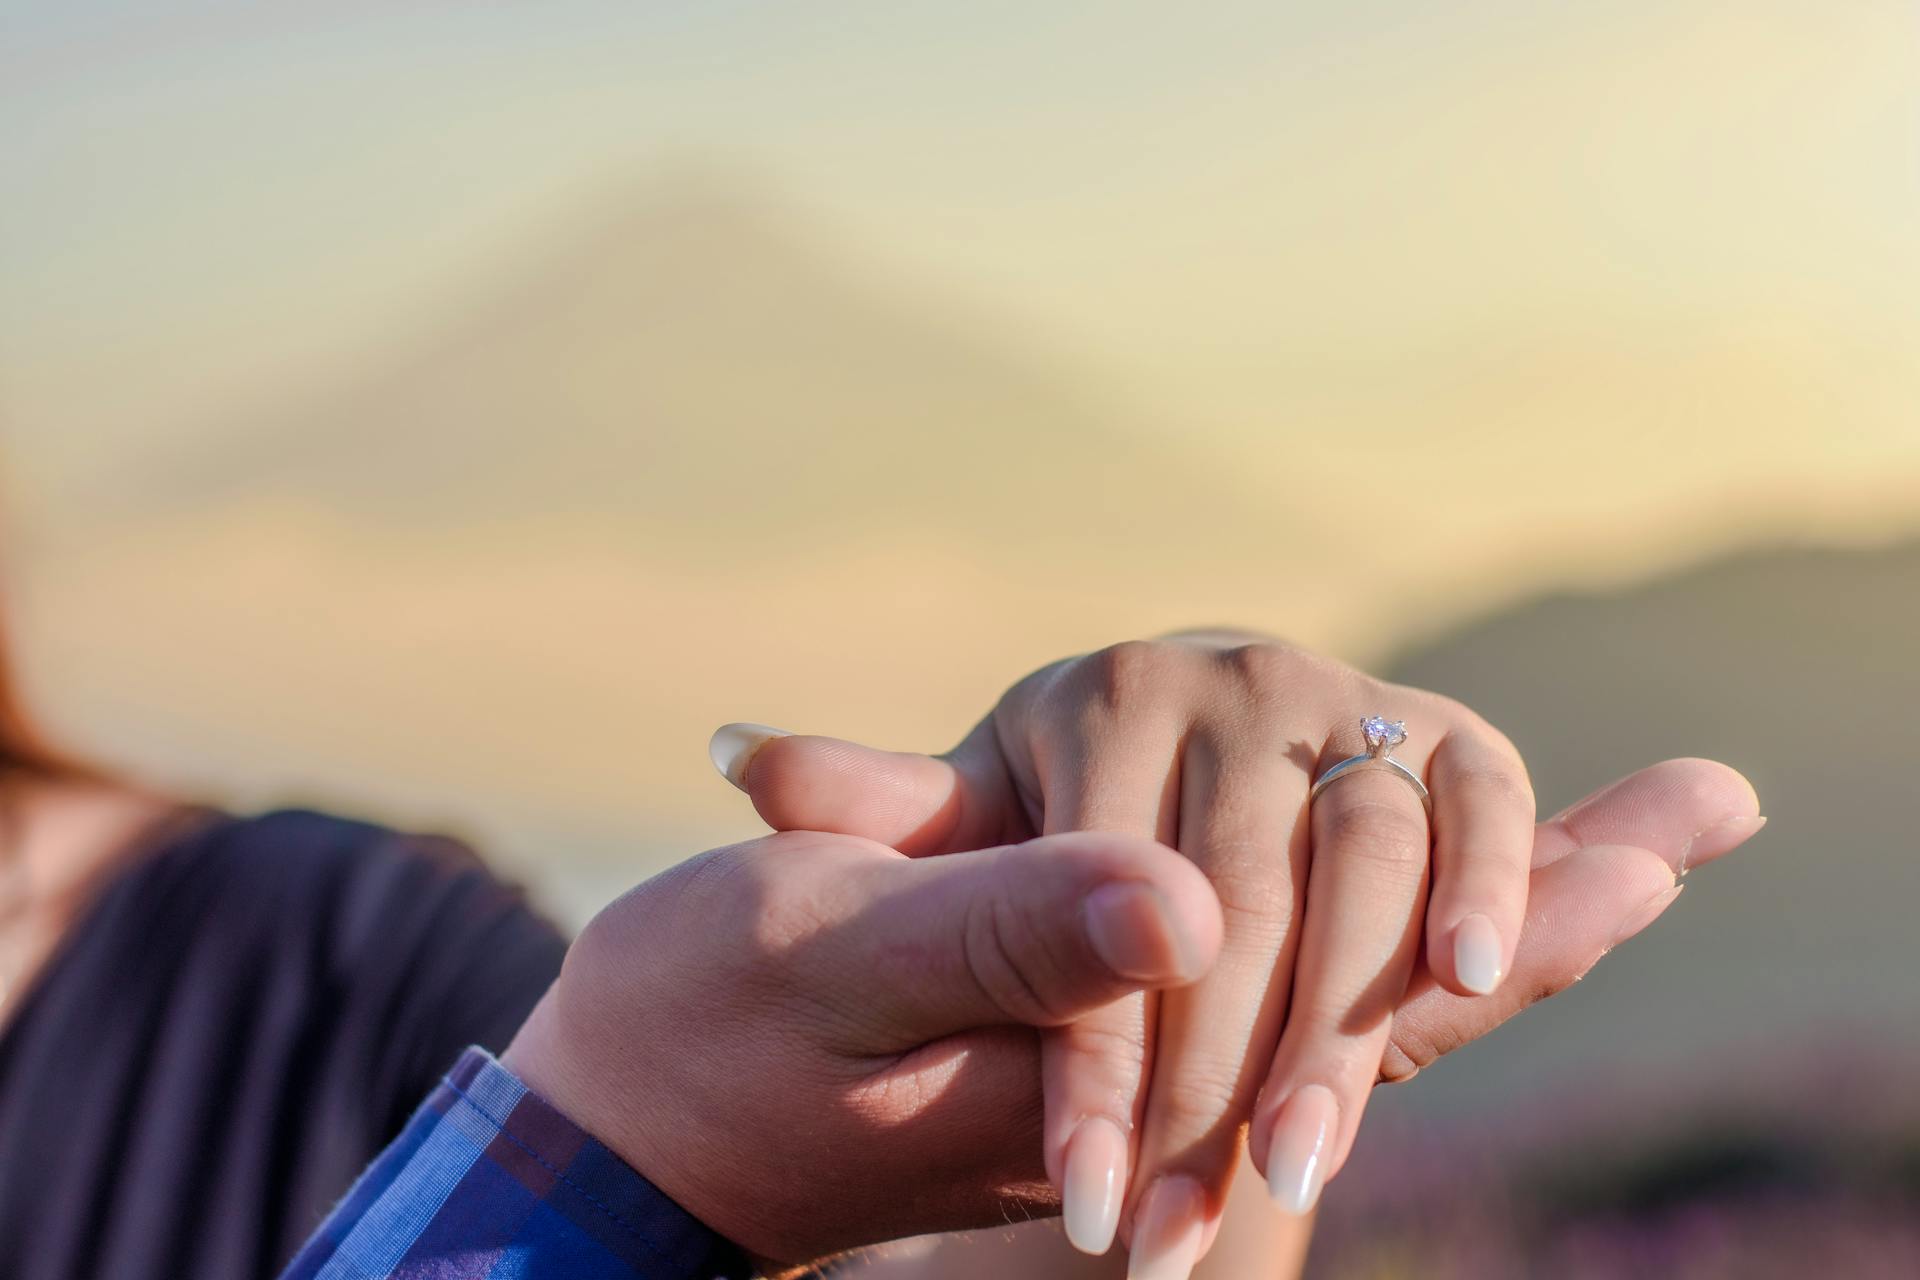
[506,633,1762,1277]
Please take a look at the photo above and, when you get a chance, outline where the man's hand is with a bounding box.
[501,829,1225,1270]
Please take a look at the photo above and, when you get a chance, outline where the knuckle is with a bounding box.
[575,843,783,995]
[1431,702,1528,770]
[718,837,853,952]
[665,840,767,914]
[1002,656,1075,710]
[1322,799,1430,871]
[1202,859,1296,946]
[1448,701,1522,755]
[1484,723,1526,766]
[1080,640,1182,713]
[1449,761,1535,814]
[962,891,1067,1026]
[1422,689,1474,723]
[1225,645,1369,720]
[1153,1059,1250,1127]
[1061,1016,1150,1084]
[1215,641,1307,705]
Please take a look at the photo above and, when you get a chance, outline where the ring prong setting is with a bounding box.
[1312,716,1431,815]
[1360,716,1408,756]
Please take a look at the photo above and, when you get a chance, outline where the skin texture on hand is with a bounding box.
[713,636,1764,1277]
[1194,758,1762,1280]
[499,829,1225,1269]
[721,757,1759,1280]
[716,634,1541,1265]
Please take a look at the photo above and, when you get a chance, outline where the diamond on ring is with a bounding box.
[1313,717,1436,817]
[1311,715,1432,815]
[1361,716,1408,754]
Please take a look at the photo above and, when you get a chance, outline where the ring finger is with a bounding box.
[1250,714,1435,1217]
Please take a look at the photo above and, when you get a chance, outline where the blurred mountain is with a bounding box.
[1369,536,1920,1116]
[104,181,1280,561]
[21,183,1919,1006]
[20,181,1341,883]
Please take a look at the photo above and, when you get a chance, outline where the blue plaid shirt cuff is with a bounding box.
[281,1047,754,1280]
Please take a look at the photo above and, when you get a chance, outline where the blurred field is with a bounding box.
[3,2,1918,1273]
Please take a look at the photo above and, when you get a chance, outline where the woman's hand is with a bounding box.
[501,828,1225,1271]
[715,633,1530,1266]
[712,633,1763,1276]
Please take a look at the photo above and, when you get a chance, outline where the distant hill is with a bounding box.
[21,183,1340,875]
[105,181,1291,561]
[1369,536,1920,1117]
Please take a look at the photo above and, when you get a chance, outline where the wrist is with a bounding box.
[500,987,662,1183]
[497,991,571,1122]
[501,985,797,1273]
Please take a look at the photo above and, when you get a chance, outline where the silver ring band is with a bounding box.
[1309,754,1433,816]
[1309,716,1434,817]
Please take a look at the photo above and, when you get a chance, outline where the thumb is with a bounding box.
[832,831,1224,1049]
[709,720,1014,855]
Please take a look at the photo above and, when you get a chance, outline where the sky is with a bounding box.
[6,0,1916,465]
[1,0,1917,915]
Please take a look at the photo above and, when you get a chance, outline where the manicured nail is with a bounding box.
[1610,882,1684,948]
[1061,1117,1128,1255]
[1677,814,1767,875]
[1084,882,1199,983]
[1127,1176,1205,1280]
[1265,1084,1339,1215]
[1452,913,1505,995]
[706,723,791,790]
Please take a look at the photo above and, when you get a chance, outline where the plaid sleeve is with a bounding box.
[281,1048,754,1280]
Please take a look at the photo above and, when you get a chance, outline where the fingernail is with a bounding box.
[1451,913,1505,996]
[1127,1176,1205,1280]
[1265,1084,1339,1215]
[1677,814,1766,875]
[706,723,791,790]
[1083,882,1199,983]
[1061,1117,1128,1255]
[1610,882,1684,948]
